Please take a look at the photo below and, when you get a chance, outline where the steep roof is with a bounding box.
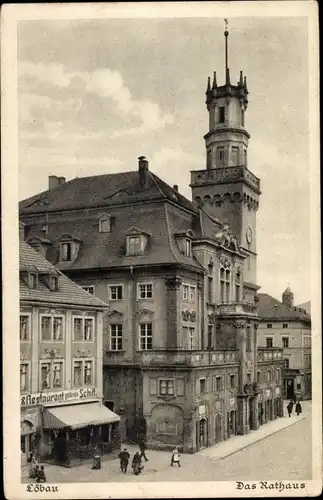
[296,301,311,315]
[257,293,311,323]
[19,170,197,214]
[20,240,108,308]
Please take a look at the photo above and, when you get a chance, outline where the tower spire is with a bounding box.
[224,19,230,85]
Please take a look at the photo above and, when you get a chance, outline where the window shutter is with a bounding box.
[149,378,157,396]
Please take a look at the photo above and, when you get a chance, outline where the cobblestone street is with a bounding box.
[22,402,312,483]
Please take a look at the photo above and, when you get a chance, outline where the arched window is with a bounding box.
[225,270,230,302]
[235,272,241,302]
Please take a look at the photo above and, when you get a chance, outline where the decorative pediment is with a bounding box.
[57,233,82,243]
[26,236,52,246]
[137,308,154,318]
[125,226,150,237]
[174,229,194,239]
[108,309,123,318]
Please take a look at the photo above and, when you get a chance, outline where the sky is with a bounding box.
[17,16,310,304]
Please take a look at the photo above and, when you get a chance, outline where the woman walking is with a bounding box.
[296,401,302,416]
[287,400,294,418]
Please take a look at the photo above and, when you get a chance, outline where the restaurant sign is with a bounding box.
[21,387,97,407]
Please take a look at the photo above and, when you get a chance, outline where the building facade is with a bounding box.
[19,28,283,453]
[257,288,312,400]
[20,238,120,467]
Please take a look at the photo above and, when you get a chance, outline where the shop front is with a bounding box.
[20,408,38,466]
[41,401,120,467]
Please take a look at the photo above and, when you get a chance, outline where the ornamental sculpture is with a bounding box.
[44,348,60,358]
[243,383,253,395]
[233,320,246,329]
[165,277,182,290]
[182,310,197,323]
[213,224,239,250]
[77,348,91,357]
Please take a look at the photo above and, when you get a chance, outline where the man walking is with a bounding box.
[119,448,130,474]
[139,440,148,462]
[170,447,181,467]
[295,401,302,416]
[287,399,294,418]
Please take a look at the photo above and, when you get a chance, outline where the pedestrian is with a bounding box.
[37,465,46,483]
[119,448,130,474]
[139,440,148,462]
[170,447,181,467]
[287,400,294,418]
[296,401,302,416]
[132,452,143,475]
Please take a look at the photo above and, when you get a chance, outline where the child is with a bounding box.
[171,447,181,467]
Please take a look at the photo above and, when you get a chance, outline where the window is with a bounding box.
[188,327,194,350]
[207,324,213,349]
[243,148,247,166]
[138,283,153,299]
[82,286,95,295]
[189,286,196,302]
[99,219,111,233]
[266,370,272,382]
[139,323,152,350]
[73,361,82,386]
[266,337,273,348]
[50,276,59,291]
[208,276,213,303]
[220,268,225,302]
[231,146,239,166]
[41,316,64,342]
[267,324,272,329]
[40,363,50,389]
[225,270,230,302]
[182,285,189,301]
[200,378,206,394]
[219,106,225,123]
[61,242,72,261]
[282,337,289,348]
[276,369,281,381]
[73,317,94,342]
[29,273,38,289]
[241,109,245,126]
[283,359,289,369]
[52,362,63,388]
[235,272,241,302]
[73,360,93,387]
[256,371,261,383]
[216,147,225,167]
[185,239,191,257]
[20,315,30,341]
[20,363,29,392]
[247,373,251,382]
[128,236,142,256]
[159,379,174,396]
[110,324,123,351]
[216,376,222,391]
[230,374,235,389]
[283,323,288,329]
[109,285,123,300]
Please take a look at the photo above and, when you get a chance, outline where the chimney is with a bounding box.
[138,156,149,188]
[58,177,66,185]
[173,185,179,192]
[48,175,60,190]
[19,221,26,241]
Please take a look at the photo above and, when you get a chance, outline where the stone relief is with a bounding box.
[44,348,61,358]
[77,348,91,357]
[182,310,197,323]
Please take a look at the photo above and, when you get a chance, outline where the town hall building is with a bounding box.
[19,27,283,453]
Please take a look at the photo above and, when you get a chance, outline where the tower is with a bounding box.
[190,20,261,286]
[282,286,294,309]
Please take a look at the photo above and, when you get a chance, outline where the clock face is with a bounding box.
[246,227,253,244]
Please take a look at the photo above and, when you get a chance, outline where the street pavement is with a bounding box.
[22,401,312,483]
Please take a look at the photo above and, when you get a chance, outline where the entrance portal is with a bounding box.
[285,378,294,400]
[199,418,207,449]
[227,410,235,439]
[214,414,222,443]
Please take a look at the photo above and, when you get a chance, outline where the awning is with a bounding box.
[43,402,120,430]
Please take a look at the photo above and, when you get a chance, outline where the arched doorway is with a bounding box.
[21,420,34,458]
[199,418,207,449]
[214,414,222,443]
[227,410,236,438]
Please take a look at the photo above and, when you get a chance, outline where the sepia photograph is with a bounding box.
[1,1,321,498]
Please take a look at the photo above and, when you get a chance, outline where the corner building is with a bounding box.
[19,238,120,467]
[19,29,283,453]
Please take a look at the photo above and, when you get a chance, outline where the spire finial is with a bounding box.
[224,19,229,72]
[206,76,211,93]
[212,71,217,90]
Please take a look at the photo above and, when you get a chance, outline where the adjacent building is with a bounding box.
[19,27,284,453]
[257,288,312,400]
[20,237,120,467]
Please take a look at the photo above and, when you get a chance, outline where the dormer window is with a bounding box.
[26,236,52,258]
[175,230,194,258]
[29,273,38,289]
[125,226,150,257]
[98,214,111,233]
[57,234,81,263]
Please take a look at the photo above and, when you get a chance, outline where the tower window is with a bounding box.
[231,147,239,166]
[219,107,225,123]
[216,147,225,168]
[243,149,247,166]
